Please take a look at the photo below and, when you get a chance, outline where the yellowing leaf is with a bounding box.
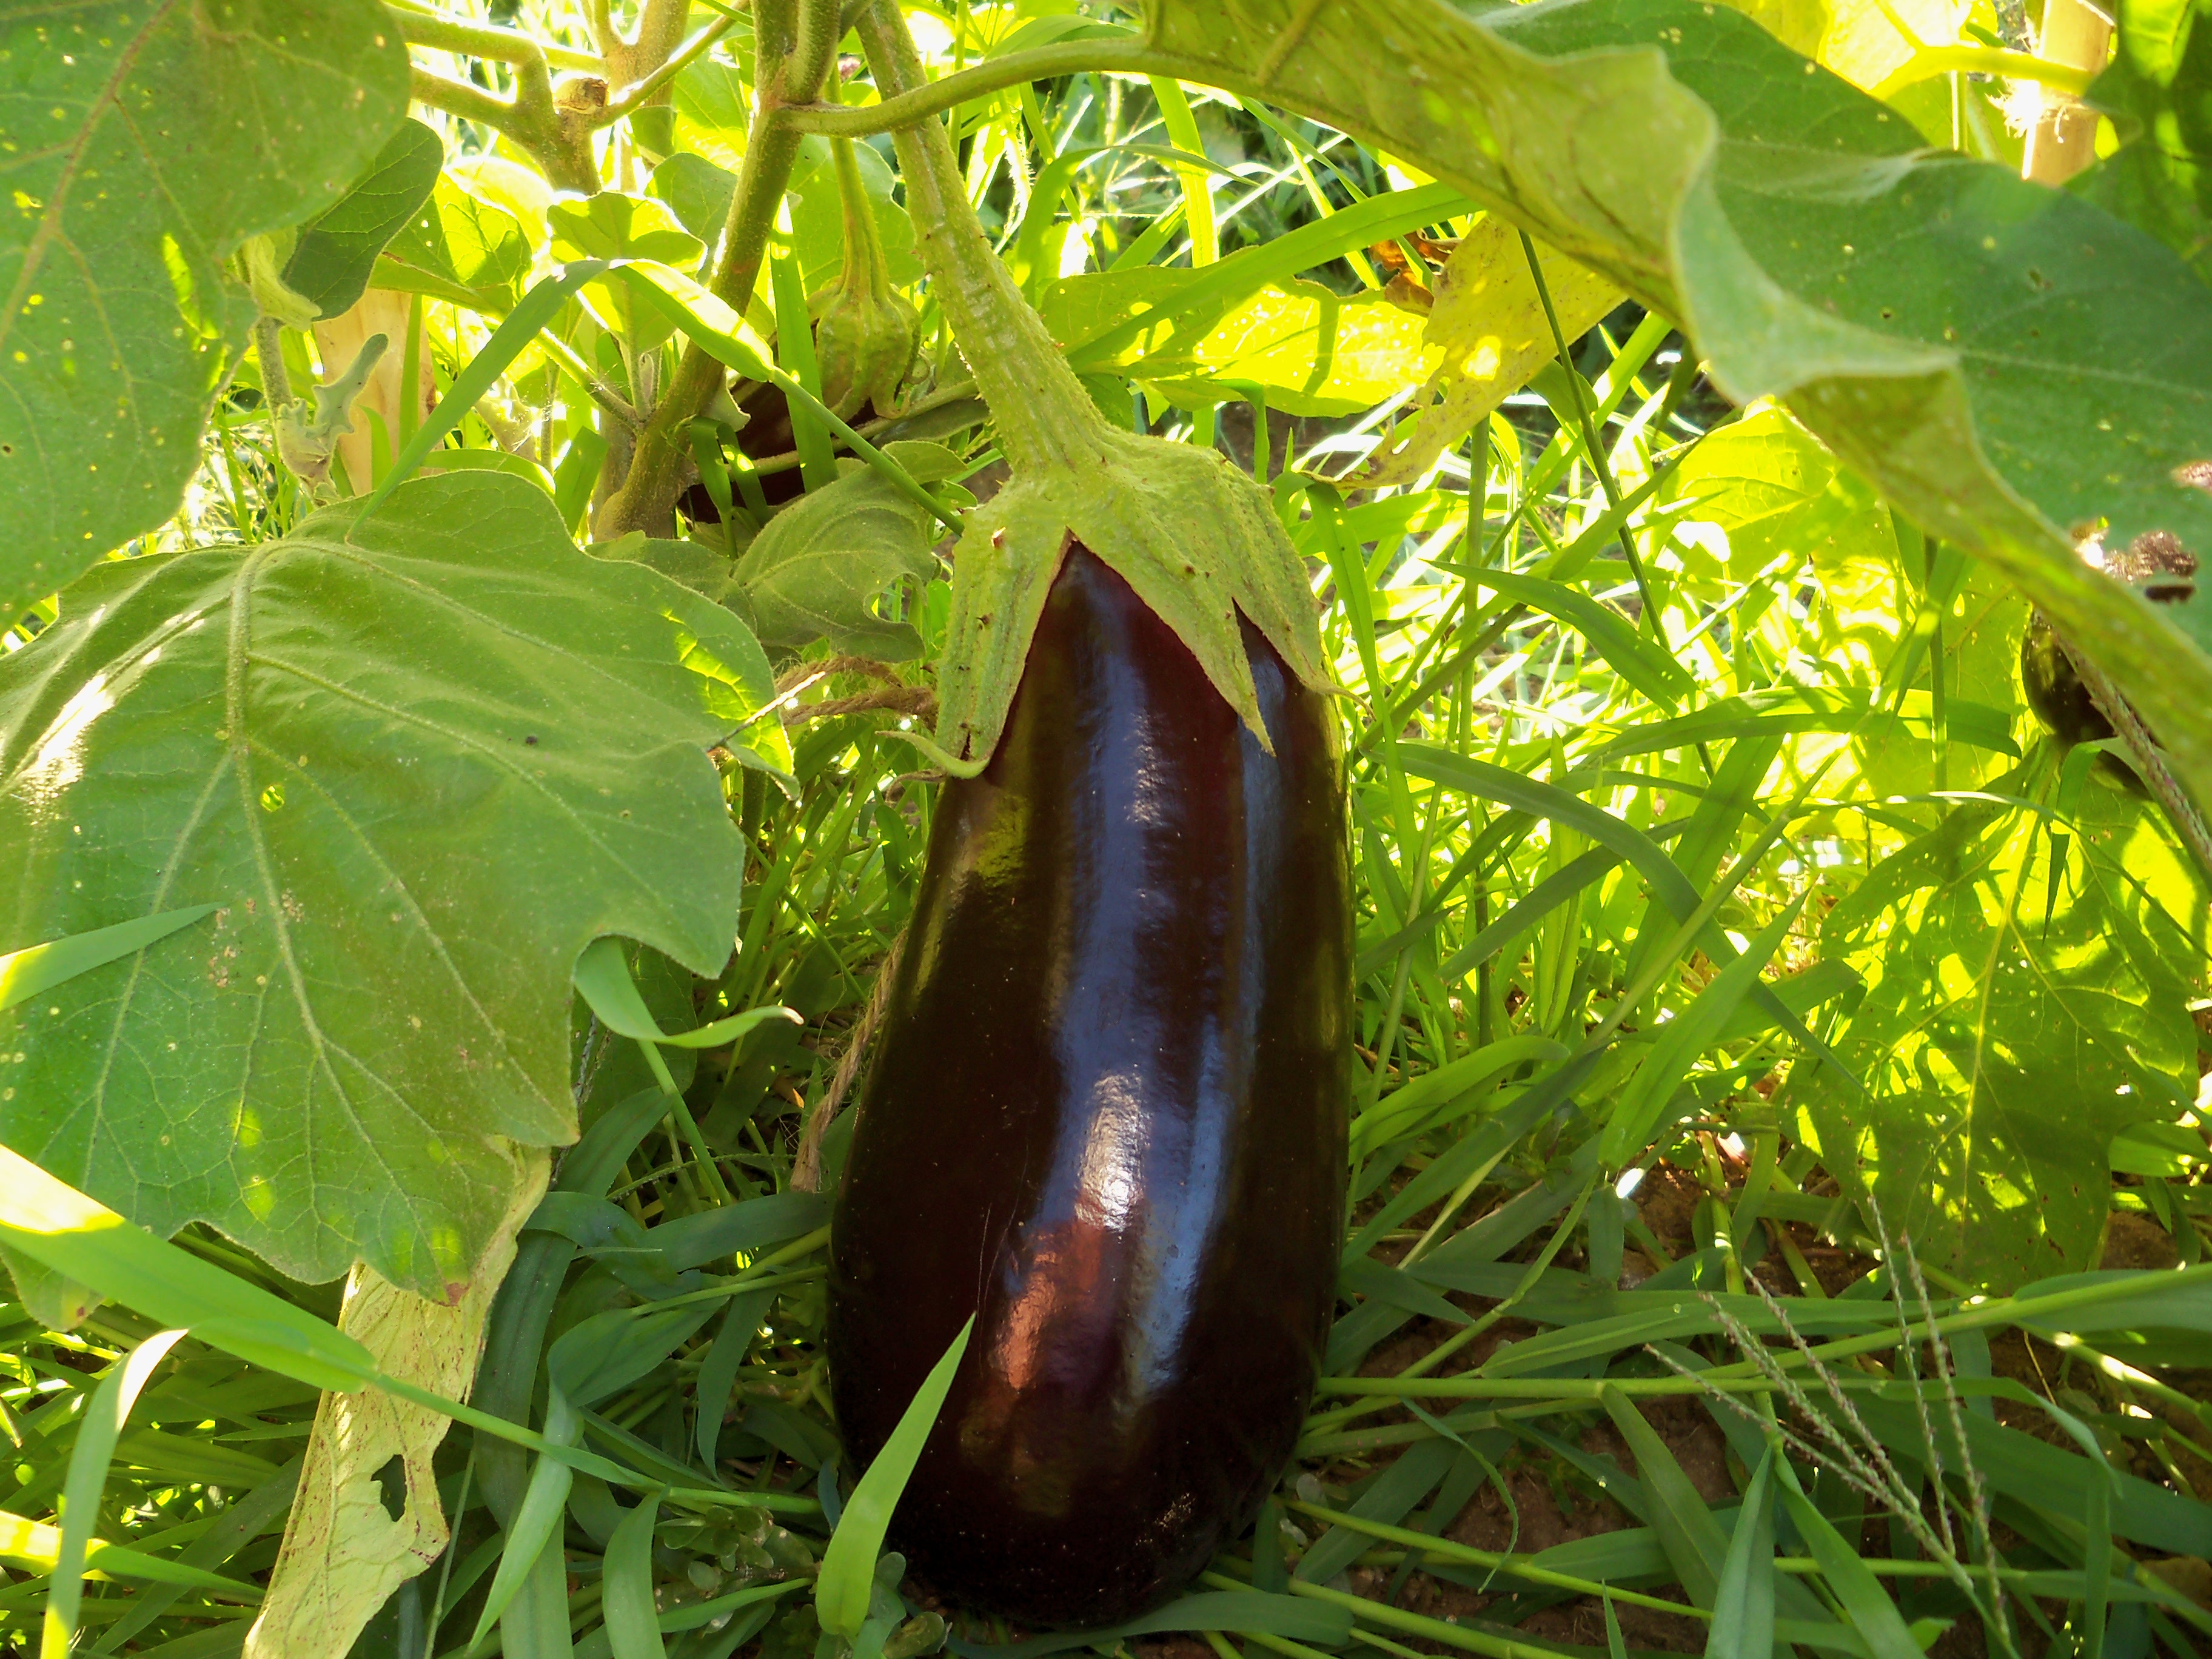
[246,1150,548,1659]
[1362,220,1622,487]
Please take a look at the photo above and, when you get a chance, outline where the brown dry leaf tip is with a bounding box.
[1380,272,1435,315]
[782,686,937,727]
[1368,233,1459,275]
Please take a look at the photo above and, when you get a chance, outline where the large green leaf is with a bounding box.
[1139,0,2212,814]
[1797,787,2204,1287]
[0,0,408,623]
[0,472,778,1298]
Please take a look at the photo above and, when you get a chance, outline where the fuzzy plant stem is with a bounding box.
[398,9,601,194]
[2056,633,2212,880]
[831,136,891,301]
[253,317,292,409]
[594,0,843,536]
[851,0,1108,479]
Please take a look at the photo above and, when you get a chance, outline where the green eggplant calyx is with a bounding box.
[932,431,1330,765]
[809,136,920,419]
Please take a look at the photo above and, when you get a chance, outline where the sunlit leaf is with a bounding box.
[1363,218,1621,486]
[734,443,959,659]
[1798,788,2203,1285]
[374,169,534,314]
[0,472,777,1296]
[1142,0,2212,813]
[0,0,407,622]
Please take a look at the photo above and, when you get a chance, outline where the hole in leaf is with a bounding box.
[372,1453,407,1523]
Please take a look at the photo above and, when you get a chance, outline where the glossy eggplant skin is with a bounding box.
[827,546,1350,1628]
[2020,612,2113,748]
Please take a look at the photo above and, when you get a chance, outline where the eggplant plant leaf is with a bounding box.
[374,170,534,315]
[1141,0,2212,814]
[0,0,409,625]
[734,443,963,659]
[2076,0,2212,283]
[1797,787,2204,1287]
[0,472,779,1299]
[594,534,754,618]
[283,118,446,321]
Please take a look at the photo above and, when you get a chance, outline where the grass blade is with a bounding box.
[1600,1386,1728,1609]
[1775,1480,1925,1659]
[603,1487,666,1659]
[574,936,799,1048]
[1469,567,1692,706]
[0,907,219,1014]
[360,261,609,518]
[471,1389,582,1651]
[0,1145,371,1391]
[42,1329,187,1659]
[0,1507,258,1592]
[1601,890,1809,1165]
[1707,1445,1775,1659]
[817,1316,974,1638]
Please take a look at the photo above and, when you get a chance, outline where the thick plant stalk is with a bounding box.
[398,11,601,193]
[594,0,843,537]
[2020,0,2113,184]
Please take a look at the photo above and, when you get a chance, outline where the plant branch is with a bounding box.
[252,317,292,409]
[385,0,605,72]
[595,11,740,126]
[535,328,642,431]
[593,0,845,536]
[408,64,522,133]
[780,39,1162,133]
[1870,43,2098,98]
[398,7,601,192]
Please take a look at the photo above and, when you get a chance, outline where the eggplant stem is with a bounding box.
[851,1,1110,479]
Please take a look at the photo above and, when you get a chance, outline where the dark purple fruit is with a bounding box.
[2021,611,2111,748]
[827,546,1350,1627]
